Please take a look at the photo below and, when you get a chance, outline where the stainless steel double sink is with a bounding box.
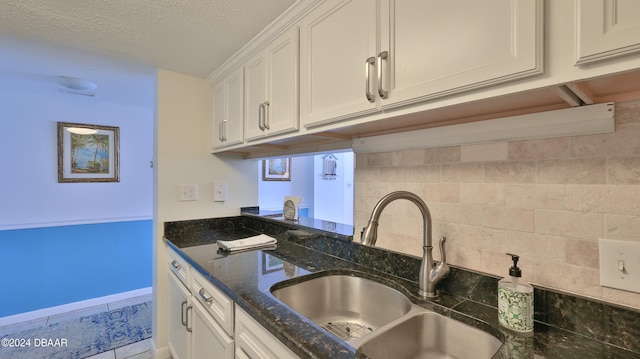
[271,272,503,359]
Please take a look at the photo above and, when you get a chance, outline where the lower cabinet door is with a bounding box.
[168,273,191,359]
[192,300,234,359]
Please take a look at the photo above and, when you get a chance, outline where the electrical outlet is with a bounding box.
[599,238,640,293]
[179,184,198,201]
[214,182,227,202]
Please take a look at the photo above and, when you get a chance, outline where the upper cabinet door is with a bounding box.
[300,0,378,128]
[575,0,640,65]
[379,0,543,109]
[244,27,299,142]
[212,67,244,149]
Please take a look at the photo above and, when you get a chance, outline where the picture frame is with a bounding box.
[262,252,284,274]
[57,122,120,183]
[262,157,291,181]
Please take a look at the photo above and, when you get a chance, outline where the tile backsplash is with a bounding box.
[354,101,640,310]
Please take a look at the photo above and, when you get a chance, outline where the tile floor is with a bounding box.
[0,294,152,359]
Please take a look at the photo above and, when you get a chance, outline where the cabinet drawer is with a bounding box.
[235,307,298,359]
[168,247,190,288]
[191,268,235,337]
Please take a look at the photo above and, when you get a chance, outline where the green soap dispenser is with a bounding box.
[498,253,534,333]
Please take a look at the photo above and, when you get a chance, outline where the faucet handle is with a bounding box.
[438,237,447,263]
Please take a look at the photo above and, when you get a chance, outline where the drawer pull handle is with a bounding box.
[180,300,188,327]
[377,51,389,99]
[186,305,193,333]
[198,288,214,305]
[171,260,181,271]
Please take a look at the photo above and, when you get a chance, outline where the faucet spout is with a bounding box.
[361,191,450,297]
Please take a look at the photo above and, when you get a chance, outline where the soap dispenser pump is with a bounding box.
[498,253,534,333]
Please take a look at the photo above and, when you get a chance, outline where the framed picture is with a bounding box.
[262,157,291,181]
[262,252,284,274]
[57,122,120,183]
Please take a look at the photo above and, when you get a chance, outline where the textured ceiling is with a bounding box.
[0,0,295,107]
[0,0,296,78]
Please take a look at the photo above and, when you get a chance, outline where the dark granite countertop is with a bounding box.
[164,216,640,359]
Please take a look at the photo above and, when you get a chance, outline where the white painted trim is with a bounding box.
[0,287,152,326]
[352,103,615,154]
[150,339,172,359]
[0,216,152,230]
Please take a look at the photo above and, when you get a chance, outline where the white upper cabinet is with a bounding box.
[212,67,244,149]
[379,0,543,109]
[299,0,378,128]
[575,0,640,65]
[244,27,300,141]
[300,0,543,128]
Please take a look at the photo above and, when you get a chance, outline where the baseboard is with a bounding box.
[151,338,171,359]
[0,287,152,326]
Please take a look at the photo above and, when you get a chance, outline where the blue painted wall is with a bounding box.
[0,220,152,317]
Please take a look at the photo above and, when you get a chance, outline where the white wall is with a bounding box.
[258,156,315,215]
[153,69,258,356]
[313,152,354,225]
[0,86,153,229]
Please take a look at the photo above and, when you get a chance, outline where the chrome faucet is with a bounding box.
[361,191,450,297]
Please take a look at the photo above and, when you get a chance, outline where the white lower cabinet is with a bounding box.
[235,307,299,359]
[192,300,234,359]
[168,272,191,359]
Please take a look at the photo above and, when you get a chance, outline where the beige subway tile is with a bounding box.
[379,166,407,182]
[608,157,640,185]
[615,101,640,126]
[446,242,482,270]
[566,185,640,216]
[533,261,602,298]
[461,142,508,162]
[505,184,565,210]
[355,153,368,168]
[602,287,640,311]
[424,146,461,164]
[393,149,426,166]
[354,166,379,182]
[605,214,640,242]
[504,231,566,263]
[437,203,483,226]
[535,209,603,240]
[367,152,393,167]
[406,165,441,183]
[565,239,599,269]
[508,137,571,160]
[536,158,606,184]
[375,233,410,255]
[458,224,505,252]
[459,183,505,205]
[571,125,640,158]
[482,206,534,232]
[424,183,459,203]
[484,161,536,183]
[442,162,484,182]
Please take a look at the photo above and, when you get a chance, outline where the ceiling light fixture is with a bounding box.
[52,76,98,92]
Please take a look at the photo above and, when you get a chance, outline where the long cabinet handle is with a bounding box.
[180,300,188,327]
[221,121,227,141]
[365,56,375,103]
[218,122,224,141]
[198,288,214,305]
[263,101,270,130]
[377,51,389,99]
[185,305,193,333]
[258,103,265,131]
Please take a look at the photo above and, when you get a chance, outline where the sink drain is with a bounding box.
[322,321,373,341]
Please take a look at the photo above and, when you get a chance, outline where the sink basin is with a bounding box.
[271,274,412,341]
[357,312,503,359]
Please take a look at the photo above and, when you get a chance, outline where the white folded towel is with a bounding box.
[217,234,277,252]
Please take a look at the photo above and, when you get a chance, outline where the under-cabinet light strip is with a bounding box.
[352,102,615,154]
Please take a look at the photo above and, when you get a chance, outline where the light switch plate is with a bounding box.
[214,182,227,202]
[599,238,640,293]
[179,184,198,201]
